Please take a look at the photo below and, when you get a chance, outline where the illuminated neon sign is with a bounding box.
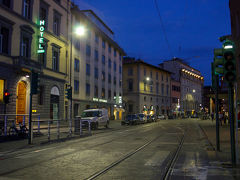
[37,20,45,54]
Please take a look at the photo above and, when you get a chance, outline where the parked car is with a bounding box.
[146,115,153,123]
[150,115,157,122]
[138,113,147,124]
[157,115,166,120]
[122,114,140,125]
[81,109,109,129]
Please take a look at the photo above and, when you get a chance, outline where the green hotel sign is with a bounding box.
[37,20,45,54]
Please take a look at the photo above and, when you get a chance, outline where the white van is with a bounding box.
[81,109,109,129]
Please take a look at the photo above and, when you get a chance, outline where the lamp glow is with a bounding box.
[75,26,85,36]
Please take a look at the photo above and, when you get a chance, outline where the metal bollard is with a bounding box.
[88,121,91,135]
[4,115,7,136]
[79,118,82,136]
[69,119,72,137]
[57,120,60,140]
[37,116,40,133]
[23,116,25,126]
[48,120,50,142]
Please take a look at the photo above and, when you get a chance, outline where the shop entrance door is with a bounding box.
[16,81,26,124]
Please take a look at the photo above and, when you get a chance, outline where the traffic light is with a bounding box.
[213,48,224,75]
[31,71,41,94]
[3,90,10,104]
[223,40,236,84]
[65,85,72,99]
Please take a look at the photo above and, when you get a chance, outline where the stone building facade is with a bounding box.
[123,58,171,116]
[70,7,125,120]
[0,0,70,121]
[160,58,204,115]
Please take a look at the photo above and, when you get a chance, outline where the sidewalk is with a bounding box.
[198,118,240,165]
[0,120,123,153]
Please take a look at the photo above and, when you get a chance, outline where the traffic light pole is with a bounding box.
[215,75,220,151]
[229,83,236,166]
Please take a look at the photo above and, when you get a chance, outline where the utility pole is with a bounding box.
[215,74,220,151]
[229,83,236,166]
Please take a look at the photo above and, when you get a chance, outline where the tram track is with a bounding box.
[0,122,164,176]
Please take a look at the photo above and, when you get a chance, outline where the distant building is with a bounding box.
[171,79,181,115]
[123,58,171,116]
[71,7,125,120]
[160,58,204,115]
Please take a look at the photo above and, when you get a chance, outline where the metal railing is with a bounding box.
[0,115,92,144]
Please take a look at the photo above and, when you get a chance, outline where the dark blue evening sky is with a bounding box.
[75,0,231,85]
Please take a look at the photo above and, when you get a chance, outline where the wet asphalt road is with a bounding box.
[0,119,239,180]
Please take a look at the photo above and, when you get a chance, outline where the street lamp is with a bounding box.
[75,25,86,36]
[146,77,150,81]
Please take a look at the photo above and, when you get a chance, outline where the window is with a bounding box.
[0,25,11,55]
[94,68,98,79]
[156,72,158,80]
[119,66,122,74]
[74,80,79,93]
[102,71,105,81]
[21,37,30,57]
[38,86,44,105]
[144,68,146,76]
[114,62,116,71]
[114,49,116,57]
[53,11,61,36]
[156,83,159,94]
[86,83,90,96]
[128,79,133,91]
[108,74,111,84]
[150,71,152,78]
[150,85,153,92]
[108,59,111,68]
[162,74,164,81]
[94,50,98,61]
[102,40,105,49]
[114,76,116,85]
[161,84,164,95]
[144,96,146,101]
[1,0,11,8]
[102,55,105,65]
[39,1,48,29]
[128,68,133,76]
[166,76,168,82]
[144,83,146,91]
[95,34,99,43]
[86,64,90,76]
[94,86,98,98]
[108,90,111,99]
[86,44,91,56]
[38,44,47,66]
[74,59,79,72]
[23,0,31,19]
[119,54,121,61]
[20,25,34,58]
[101,88,105,98]
[108,45,111,53]
[119,80,122,87]
[74,39,80,50]
[52,47,59,71]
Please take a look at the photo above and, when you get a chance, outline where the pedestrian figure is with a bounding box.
[219,112,223,126]
[211,112,214,122]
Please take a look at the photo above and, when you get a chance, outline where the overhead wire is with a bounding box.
[154,0,174,58]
